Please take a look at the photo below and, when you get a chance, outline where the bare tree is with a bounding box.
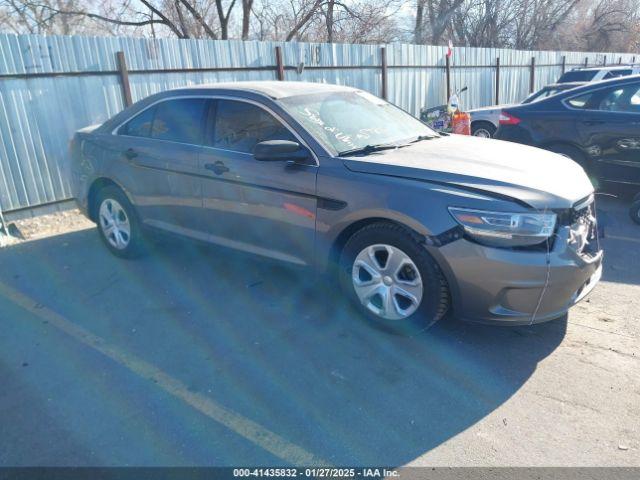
[414,0,466,45]
[241,0,253,39]
[572,0,640,52]
[2,0,637,52]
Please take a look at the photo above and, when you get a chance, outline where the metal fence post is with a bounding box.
[603,55,607,66]
[275,46,285,81]
[561,55,566,74]
[529,56,535,93]
[495,57,500,105]
[380,47,388,100]
[445,54,451,102]
[585,57,589,67]
[116,51,133,107]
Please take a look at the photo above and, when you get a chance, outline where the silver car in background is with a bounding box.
[70,81,602,333]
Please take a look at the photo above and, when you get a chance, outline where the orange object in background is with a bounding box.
[452,111,471,135]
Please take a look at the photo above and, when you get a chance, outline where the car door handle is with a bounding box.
[204,161,229,175]
[581,120,605,126]
[124,148,138,160]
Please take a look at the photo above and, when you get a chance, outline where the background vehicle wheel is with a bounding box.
[471,121,496,138]
[339,222,449,335]
[630,200,640,225]
[95,186,145,258]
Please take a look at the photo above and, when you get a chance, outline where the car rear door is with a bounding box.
[198,98,318,266]
[115,97,209,235]
[572,82,640,188]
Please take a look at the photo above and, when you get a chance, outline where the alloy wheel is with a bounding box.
[351,244,424,320]
[99,198,131,250]
[473,128,492,138]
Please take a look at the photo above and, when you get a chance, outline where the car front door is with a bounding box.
[198,98,318,266]
[114,97,209,235]
[573,83,640,189]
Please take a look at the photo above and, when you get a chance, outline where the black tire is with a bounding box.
[471,121,496,138]
[338,222,450,335]
[95,185,145,259]
[630,200,640,225]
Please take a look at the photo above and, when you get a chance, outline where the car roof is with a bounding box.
[544,82,586,89]
[510,74,640,110]
[169,81,360,99]
[571,65,636,72]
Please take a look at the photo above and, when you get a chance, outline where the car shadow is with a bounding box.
[595,196,640,287]
[0,228,567,465]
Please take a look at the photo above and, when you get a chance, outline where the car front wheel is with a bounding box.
[95,186,145,258]
[339,222,449,334]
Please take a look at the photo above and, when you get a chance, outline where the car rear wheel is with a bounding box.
[471,121,496,138]
[339,222,449,335]
[95,186,145,258]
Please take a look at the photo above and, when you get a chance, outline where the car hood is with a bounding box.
[342,135,593,209]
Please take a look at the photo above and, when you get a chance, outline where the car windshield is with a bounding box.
[280,90,437,155]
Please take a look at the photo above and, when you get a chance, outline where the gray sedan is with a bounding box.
[70,81,602,333]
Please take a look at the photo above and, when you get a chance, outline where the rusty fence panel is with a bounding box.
[0,33,637,213]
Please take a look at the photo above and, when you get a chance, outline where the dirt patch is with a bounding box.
[1,209,94,246]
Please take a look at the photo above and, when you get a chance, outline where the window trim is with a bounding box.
[112,94,321,166]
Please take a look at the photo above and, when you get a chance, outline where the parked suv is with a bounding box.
[71,81,602,332]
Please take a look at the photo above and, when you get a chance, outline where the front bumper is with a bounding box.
[431,209,603,325]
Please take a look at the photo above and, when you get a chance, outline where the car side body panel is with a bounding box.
[71,81,602,325]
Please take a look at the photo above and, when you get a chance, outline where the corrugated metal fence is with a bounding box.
[0,33,637,214]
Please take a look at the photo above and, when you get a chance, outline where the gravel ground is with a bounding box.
[1,209,93,246]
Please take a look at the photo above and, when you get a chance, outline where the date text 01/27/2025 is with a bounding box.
[233,468,400,478]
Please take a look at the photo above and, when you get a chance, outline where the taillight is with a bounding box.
[499,111,521,125]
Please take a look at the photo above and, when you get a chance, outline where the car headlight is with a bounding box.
[448,207,556,248]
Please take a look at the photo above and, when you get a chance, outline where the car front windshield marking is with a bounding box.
[280,91,437,156]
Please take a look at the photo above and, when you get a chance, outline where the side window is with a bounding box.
[597,84,640,113]
[119,106,156,137]
[151,98,208,144]
[211,100,296,153]
[566,93,593,109]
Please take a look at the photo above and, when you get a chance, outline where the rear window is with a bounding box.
[558,71,598,82]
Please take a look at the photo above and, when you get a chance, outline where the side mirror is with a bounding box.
[253,140,310,163]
